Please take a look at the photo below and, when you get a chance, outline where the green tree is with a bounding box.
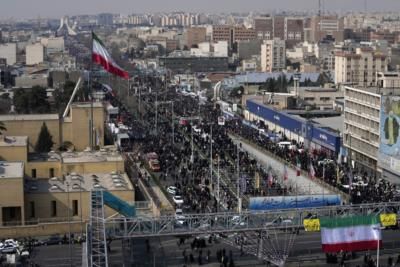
[14,87,50,114]
[0,121,6,135]
[35,122,54,153]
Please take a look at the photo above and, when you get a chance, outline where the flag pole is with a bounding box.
[90,31,94,151]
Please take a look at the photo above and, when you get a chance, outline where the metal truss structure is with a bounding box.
[104,201,400,239]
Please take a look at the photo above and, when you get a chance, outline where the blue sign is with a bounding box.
[247,100,341,153]
[249,195,341,211]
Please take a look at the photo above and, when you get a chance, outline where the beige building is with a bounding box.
[261,38,286,72]
[0,144,133,228]
[0,102,105,152]
[334,48,388,86]
[26,43,44,66]
[0,43,17,65]
[0,162,25,225]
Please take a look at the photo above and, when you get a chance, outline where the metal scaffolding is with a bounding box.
[104,201,400,239]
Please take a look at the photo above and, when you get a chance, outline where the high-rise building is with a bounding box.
[254,16,303,48]
[26,43,44,66]
[186,27,207,48]
[0,43,17,66]
[335,47,388,86]
[343,72,400,177]
[254,17,273,40]
[306,15,344,43]
[261,38,286,72]
[212,25,256,48]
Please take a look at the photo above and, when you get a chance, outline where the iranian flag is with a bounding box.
[320,215,382,253]
[92,32,129,79]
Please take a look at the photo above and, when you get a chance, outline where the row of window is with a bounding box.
[345,112,379,132]
[29,200,79,218]
[345,100,380,119]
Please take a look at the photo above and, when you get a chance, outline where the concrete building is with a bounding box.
[334,47,388,86]
[261,38,286,72]
[343,73,400,177]
[15,74,48,88]
[97,13,114,26]
[186,27,207,48]
[40,37,65,54]
[305,15,344,43]
[26,43,44,66]
[0,43,17,66]
[254,16,303,48]
[212,25,256,48]
[213,41,228,57]
[237,40,262,60]
[0,102,105,152]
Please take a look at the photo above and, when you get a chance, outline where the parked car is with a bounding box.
[43,235,63,245]
[173,195,184,205]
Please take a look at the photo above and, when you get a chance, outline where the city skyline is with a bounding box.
[2,0,400,19]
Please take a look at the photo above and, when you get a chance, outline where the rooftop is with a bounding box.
[312,116,344,133]
[28,148,121,163]
[0,114,59,122]
[0,136,27,147]
[25,172,133,193]
[61,150,122,163]
[0,162,24,179]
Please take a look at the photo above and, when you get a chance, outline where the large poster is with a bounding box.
[249,195,341,211]
[379,96,400,175]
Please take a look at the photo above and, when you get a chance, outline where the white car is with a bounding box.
[173,195,184,205]
[231,216,245,226]
[175,209,186,224]
[167,186,178,195]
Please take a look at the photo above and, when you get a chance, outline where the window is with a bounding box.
[49,168,54,178]
[73,200,78,216]
[30,202,35,218]
[51,201,57,217]
[31,169,36,179]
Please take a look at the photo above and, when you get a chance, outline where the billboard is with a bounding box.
[249,195,341,211]
[379,96,400,176]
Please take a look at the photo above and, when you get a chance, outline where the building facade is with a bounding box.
[212,25,256,48]
[0,43,17,66]
[335,47,388,86]
[261,38,286,72]
[26,43,44,66]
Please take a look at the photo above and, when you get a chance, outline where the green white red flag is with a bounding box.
[92,32,129,80]
[320,215,382,253]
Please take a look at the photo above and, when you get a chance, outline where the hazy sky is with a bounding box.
[2,0,400,19]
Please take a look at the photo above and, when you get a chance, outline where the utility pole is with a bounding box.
[217,154,220,212]
[171,101,174,145]
[210,125,213,189]
[155,92,158,134]
[237,144,241,213]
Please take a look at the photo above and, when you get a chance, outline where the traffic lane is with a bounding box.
[230,136,332,195]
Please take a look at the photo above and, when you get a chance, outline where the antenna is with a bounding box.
[364,0,367,13]
[318,0,321,17]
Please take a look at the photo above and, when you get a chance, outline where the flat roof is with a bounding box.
[0,114,59,121]
[25,172,133,193]
[312,116,344,133]
[0,136,27,147]
[71,102,103,108]
[61,150,123,164]
[0,162,24,179]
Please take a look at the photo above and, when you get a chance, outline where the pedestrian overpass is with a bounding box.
[85,189,400,267]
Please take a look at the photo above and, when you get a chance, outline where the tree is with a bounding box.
[0,122,6,135]
[14,87,50,114]
[35,123,54,153]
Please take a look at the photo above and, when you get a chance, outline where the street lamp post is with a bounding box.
[66,181,72,267]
